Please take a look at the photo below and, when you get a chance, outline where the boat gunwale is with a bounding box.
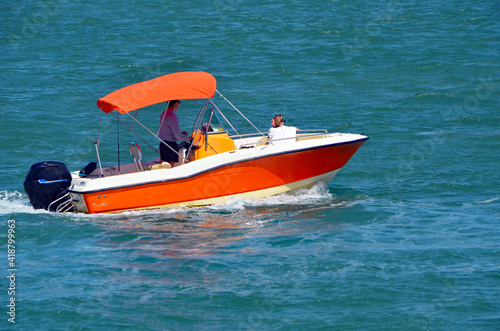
[69,136,368,195]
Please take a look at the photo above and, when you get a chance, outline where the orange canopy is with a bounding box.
[97,71,217,114]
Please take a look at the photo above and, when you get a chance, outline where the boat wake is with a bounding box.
[1,183,340,219]
[85,183,343,258]
[0,190,47,216]
[206,182,334,211]
[2,185,366,260]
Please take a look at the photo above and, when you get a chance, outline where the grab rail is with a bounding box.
[238,130,330,149]
[48,192,77,213]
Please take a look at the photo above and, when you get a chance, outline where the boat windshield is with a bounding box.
[194,103,225,133]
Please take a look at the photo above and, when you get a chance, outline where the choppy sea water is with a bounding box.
[1,0,499,329]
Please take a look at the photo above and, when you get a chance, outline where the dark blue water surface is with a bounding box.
[1,0,499,329]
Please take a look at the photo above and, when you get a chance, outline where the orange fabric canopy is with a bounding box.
[97,71,217,114]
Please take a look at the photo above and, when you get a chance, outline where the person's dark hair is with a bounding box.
[272,114,285,127]
[168,100,181,107]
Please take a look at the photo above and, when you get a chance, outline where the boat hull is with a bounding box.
[71,137,367,213]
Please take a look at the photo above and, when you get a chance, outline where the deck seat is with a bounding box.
[129,142,144,171]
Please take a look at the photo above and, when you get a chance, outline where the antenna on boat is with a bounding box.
[95,110,104,176]
[94,140,104,177]
[117,114,120,175]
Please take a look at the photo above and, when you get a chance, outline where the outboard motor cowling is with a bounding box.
[24,161,73,211]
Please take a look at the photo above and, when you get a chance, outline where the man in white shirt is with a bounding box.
[268,114,298,144]
[158,100,190,167]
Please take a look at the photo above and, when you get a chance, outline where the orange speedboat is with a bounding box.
[24,71,368,213]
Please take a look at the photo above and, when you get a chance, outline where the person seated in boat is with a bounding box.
[158,100,190,167]
[268,114,299,144]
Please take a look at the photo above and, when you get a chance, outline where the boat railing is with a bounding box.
[296,129,329,141]
[228,132,266,139]
[48,192,77,213]
[297,129,329,135]
[237,129,329,149]
[230,129,328,139]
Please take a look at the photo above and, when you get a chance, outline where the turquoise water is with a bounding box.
[1,0,499,329]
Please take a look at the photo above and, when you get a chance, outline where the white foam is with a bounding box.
[475,197,499,205]
[206,183,334,212]
[0,183,336,217]
[0,190,46,215]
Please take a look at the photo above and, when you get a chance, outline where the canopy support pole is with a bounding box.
[110,112,160,155]
[216,89,266,138]
[209,100,239,136]
[123,112,188,164]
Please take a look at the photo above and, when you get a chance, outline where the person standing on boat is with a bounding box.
[268,114,298,144]
[158,100,190,167]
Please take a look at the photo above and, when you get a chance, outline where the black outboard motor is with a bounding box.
[24,161,73,212]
